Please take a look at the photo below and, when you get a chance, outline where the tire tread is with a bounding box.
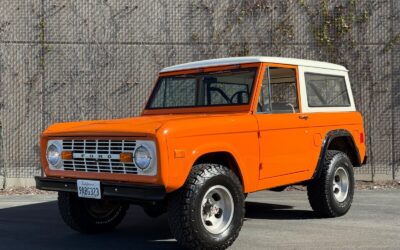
[307,150,354,218]
[58,192,128,233]
[168,164,244,250]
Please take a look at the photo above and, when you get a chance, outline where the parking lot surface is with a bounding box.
[0,190,399,249]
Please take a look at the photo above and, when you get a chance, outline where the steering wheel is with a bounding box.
[286,103,295,113]
[230,91,248,104]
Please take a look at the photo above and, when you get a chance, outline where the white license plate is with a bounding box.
[77,180,101,199]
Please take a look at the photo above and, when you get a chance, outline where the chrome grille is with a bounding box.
[62,139,138,174]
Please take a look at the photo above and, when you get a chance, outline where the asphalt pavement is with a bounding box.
[0,190,399,249]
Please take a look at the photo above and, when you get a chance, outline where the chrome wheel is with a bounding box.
[332,167,349,202]
[201,185,234,234]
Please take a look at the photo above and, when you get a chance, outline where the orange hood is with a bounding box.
[42,115,200,137]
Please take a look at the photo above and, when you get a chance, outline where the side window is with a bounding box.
[258,67,299,113]
[258,69,271,112]
[305,73,350,107]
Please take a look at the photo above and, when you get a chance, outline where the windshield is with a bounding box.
[146,68,257,109]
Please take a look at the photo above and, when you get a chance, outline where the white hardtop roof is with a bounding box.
[161,56,348,72]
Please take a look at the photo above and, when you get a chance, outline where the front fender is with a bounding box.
[164,132,259,193]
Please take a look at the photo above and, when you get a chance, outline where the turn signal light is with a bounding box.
[120,152,133,163]
[61,151,73,160]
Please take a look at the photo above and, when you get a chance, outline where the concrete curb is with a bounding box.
[4,178,36,188]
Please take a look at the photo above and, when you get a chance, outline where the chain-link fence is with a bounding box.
[0,0,399,186]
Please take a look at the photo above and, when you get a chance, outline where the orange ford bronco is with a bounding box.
[36,57,366,249]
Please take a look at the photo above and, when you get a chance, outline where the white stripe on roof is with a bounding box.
[161,56,347,72]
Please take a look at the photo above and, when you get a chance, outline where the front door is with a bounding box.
[255,65,314,179]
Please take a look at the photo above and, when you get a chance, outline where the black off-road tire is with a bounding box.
[307,150,355,218]
[58,192,128,233]
[168,164,245,250]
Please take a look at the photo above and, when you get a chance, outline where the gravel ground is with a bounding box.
[0,186,55,196]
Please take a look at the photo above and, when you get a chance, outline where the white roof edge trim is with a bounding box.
[160,56,348,73]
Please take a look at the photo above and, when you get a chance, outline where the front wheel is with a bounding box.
[58,192,128,233]
[168,164,245,249]
[307,150,355,217]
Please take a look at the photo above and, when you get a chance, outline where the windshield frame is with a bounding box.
[143,63,261,115]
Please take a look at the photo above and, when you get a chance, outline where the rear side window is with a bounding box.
[305,73,350,107]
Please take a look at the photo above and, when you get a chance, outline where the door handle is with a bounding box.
[298,115,309,120]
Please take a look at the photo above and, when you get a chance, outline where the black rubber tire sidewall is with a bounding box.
[191,174,244,245]
[326,153,354,215]
[307,150,355,218]
[168,164,245,249]
[58,192,128,233]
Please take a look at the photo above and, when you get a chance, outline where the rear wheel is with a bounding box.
[307,150,354,217]
[58,192,128,233]
[168,164,245,249]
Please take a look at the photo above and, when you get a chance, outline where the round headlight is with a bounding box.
[47,143,61,167]
[134,146,152,170]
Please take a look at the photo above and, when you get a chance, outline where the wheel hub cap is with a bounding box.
[332,167,349,203]
[201,185,234,234]
[210,204,220,215]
